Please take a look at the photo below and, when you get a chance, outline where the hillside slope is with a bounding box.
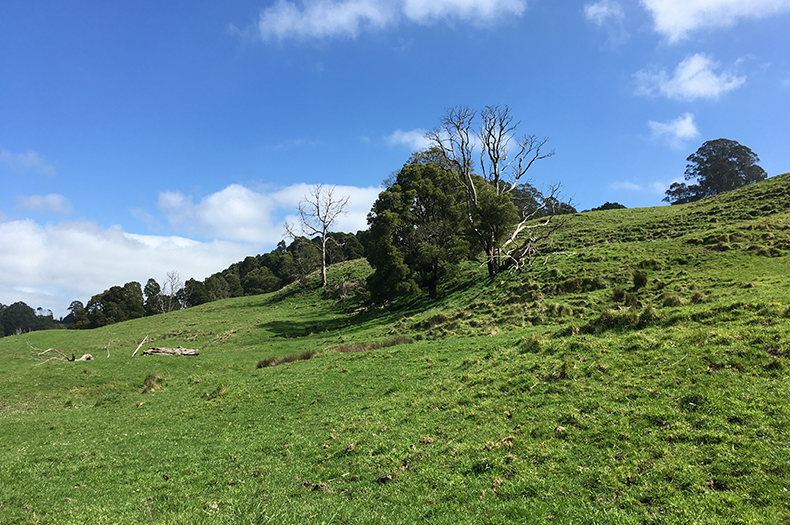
[1,174,789,524]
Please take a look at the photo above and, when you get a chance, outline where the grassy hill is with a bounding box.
[1,174,789,524]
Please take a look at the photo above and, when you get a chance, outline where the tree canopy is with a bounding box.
[367,161,469,301]
[590,202,626,212]
[664,139,767,205]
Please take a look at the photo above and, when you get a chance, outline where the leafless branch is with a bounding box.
[287,184,350,287]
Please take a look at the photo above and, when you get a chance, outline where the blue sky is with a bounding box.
[1,0,789,317]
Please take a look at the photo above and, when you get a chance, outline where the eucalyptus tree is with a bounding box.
[286,184,349,287]
[664,139,767,205]
[426,105,565,275]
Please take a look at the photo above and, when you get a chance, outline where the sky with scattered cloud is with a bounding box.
[1,0,788,316]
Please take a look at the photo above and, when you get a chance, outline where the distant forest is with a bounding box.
[0,232,367,336]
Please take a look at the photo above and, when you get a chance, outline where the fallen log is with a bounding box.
[142,346,199,356]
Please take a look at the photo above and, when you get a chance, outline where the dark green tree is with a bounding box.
[222,267,244,298]
[664,139,767,205]
[242,267,281,295]
[0,302,38,336]
[367,162,468,300]
[144,278,161,316]
[205,274,230,302]
[78,281,144,328]
[590,202,626,211]
[182,278,209,307]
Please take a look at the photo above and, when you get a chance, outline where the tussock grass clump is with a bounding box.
[141,374,163,393]
[332,335,412,353]
[632,269,648,291]
[256,336,413,368]
[257,349,319,368]
[204,384,228,399]
[582,305,661,334]
[661,293,684,307]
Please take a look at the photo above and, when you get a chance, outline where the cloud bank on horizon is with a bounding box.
[0,182,380,317]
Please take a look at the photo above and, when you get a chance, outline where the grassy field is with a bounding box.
[1,174,789,524]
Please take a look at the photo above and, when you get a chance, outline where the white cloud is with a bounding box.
[609,181,643,191]
[0,149,56,176]
[16,194,73,214]
[0,182,381,317]
[252,0,527,41]
[158,182,380,243]
[403,0,526,23]
[634,53,745,101]
[584,0,624,26]
[584,0,630,46]
[640,0,790,43]
[648,112,700,149]
[385,128,431,151]
[608,179,679,195]
[0,219,253,317]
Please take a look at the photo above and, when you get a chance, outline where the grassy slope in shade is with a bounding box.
[1,174,790,524]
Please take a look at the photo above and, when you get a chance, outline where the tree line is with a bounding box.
[69,233,366,329]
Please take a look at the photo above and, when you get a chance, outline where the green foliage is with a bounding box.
[664,138,767,204]
[589,201,626,211]
[143,278,161,316]
[0,301,63,336]
[78,281,145,329]
[367,161,468,301]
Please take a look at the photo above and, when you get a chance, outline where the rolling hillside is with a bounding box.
[1,174,789,524]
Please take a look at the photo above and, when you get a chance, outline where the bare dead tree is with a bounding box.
[285,185,350,287]
[427,105,563,275]
[158,270,183,313]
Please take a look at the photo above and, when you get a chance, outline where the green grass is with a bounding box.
[1,174,790,524]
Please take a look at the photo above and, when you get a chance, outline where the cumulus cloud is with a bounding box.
[0,149,56,176]
[16,194,73,214]
[640,0,790,43]
[648,112,700,149]
[0,219,253,317]
[251,0,527,41]
[609,179,678,196]
[385,128,431,151]
[584,0,629,45]
[158,182,380,243]
[585,0,623,25]
[634,53,745,101]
